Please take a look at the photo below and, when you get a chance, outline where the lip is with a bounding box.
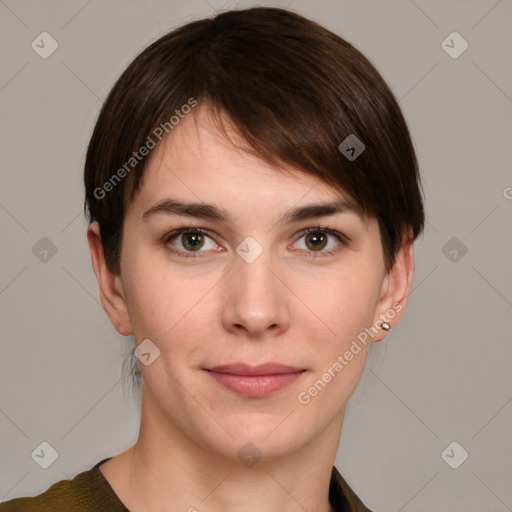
[207,363,303,376]
[204,363,306,397]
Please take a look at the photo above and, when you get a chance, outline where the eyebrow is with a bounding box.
[142,197,365,224]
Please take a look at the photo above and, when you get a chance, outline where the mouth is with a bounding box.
[204,363,306,397]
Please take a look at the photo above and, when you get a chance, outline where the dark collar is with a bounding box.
[93,458,373,512]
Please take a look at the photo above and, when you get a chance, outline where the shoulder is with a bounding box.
[0,460,127,512]
[330,465,374,512]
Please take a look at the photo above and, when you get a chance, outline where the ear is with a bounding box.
[87,222,133,336]
[371,231,415,342]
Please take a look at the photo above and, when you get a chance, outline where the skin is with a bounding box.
[87,106,415,512]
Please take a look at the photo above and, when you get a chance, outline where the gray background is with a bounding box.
[1,0,511,510]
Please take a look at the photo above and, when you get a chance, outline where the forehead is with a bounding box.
[137,106,348,205]
[125,105,370,235]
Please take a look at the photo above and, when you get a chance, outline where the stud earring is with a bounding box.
[381,322,390,331]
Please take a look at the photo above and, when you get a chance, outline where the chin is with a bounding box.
[213,415,305,459]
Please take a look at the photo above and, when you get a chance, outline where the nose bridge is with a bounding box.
[222,239,288,336]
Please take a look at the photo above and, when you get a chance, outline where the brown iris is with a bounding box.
[181,231,205,251]
[305,231,328,251]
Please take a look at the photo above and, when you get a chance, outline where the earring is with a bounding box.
[381,322,390,331]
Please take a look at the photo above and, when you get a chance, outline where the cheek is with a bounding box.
[298,273,378,414]
[122,256,217,354]
[312,269,381,347]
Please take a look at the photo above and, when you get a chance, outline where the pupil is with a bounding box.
[307,232,326,250]
[184,233,203,250]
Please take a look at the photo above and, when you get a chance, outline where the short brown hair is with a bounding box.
[84,6,424,275]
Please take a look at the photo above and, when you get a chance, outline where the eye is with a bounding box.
[163,228,221,257]
[162,225,348,258]
[292,227,347,257]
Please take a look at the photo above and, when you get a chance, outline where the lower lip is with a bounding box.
[205,370,305,397]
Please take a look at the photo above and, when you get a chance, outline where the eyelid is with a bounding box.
[290,226,348,257]
[162,226,212,244]
[162,227,220,258]
[298,224,351,243]
[162,224,349,257]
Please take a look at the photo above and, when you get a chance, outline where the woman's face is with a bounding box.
[96,107,410,462]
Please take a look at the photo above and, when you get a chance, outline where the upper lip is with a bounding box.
[206,363,305,376]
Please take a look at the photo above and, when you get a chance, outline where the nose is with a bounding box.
[221,246,290,339]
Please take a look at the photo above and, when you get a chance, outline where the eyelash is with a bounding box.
[162,224,349,259]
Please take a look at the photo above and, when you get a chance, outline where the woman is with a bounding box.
[1,6,424,512]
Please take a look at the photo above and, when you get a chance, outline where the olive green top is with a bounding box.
[0,458,373,511]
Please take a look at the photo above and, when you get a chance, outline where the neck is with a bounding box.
[101,389,344,512]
